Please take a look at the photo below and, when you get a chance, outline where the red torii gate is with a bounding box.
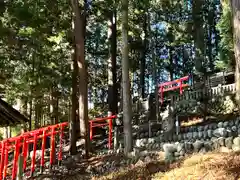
[158,75,191,104]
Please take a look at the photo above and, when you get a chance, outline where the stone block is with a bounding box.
[164,152,175,163]
[229,120,234,126]
[233,137,240,146]
[193,132,198,139]
[163,143,177,153]
[198,131,203,139]
[198,126,204,132]
[218,122,223,128]
[223,121,229,128]
[212,138,220,150]
[235,119,240,126]
[204,141,213,151]
[213,128,228,138]
[203,131,208,140]
[177,143,184,152]
[232,144,240,152]
[207,129,213,138]
[193,140,204,152]
[204,125,209,131]
[225,137,233,149]
[184,142,193,153]
[217,137,225,146]
[187,132,193,139]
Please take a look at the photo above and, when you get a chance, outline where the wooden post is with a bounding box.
[108,117,113,149]
[0,141,6,180]
[90,121,93,140]
[17,155,24,180]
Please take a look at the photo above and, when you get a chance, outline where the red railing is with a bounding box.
[0,115,117,179]
[0,122,68,179]
[159,75,190,104]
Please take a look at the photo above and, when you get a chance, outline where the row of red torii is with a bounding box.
[0,75,191,179]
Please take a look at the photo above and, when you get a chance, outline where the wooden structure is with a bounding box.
[170,83,235,105]
[0,99,28,126]
[158,71,235,107]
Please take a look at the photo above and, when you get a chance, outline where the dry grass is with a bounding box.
[181,118,203,127]
[96,152,240,180]
[153,152,240,180]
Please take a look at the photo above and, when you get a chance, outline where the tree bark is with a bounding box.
[108,3,118,115]
[70,2,79,156]
[169,45,174,81]
[70,45,78,155]
[207,5,214,72]
[192,0,205,73]
[121,0,133,154]
[71,0,90,158]
[140,13,147,99]
[29,98,32,130]
[51,86,59,125]
[167,26,174,80]
[149,12,159,121]
[231,0,240,105]
[34,98,41,128]
[22,97,28,117]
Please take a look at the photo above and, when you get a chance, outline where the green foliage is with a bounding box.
[216,0,234,70]
[11,125,22,137]
[0,0,235,126]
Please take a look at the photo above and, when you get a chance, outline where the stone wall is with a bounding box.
[134,117,240,161]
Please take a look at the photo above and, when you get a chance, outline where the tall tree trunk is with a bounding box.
[140,13,147,99]
[51,86,59,124]
[22,97,28,130]
[169,46,174,80]
[29,49,35,131]
[231,0,240,105]
[207,27,213,71]
[71,0,90,158]
[108,3,117,115]
[22,97,28,117]
[207,3,214,72]
[213,2,219,58]
[70,45,78,155]
[121,0,133,154]
[167,27,174,80]
[149,12,159,121]
[35,97,41,128]
[192,0,205,73]
[29,97,32,130]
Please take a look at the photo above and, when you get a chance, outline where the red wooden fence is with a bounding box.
[0,115,116,180]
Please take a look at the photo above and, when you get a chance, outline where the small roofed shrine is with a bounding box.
[0,98,28,126]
